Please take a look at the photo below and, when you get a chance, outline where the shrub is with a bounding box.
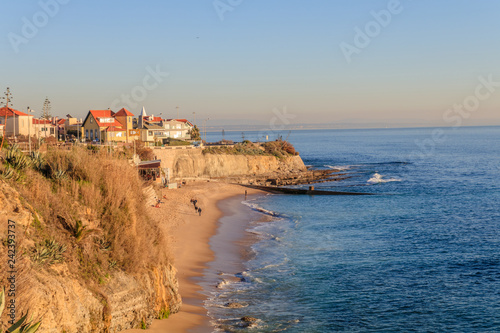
[136,141,154,160]
[5,144,32,170]
[14,146,169,281]
[203,140,298,159]
[0,287,42,332]
[30,239,67,266]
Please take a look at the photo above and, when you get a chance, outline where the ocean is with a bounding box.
[203,126,500,332]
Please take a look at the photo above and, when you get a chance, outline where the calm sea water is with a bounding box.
[204,127,500,332]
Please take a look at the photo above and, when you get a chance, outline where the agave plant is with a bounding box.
[29,152,46,172]
[30,239,66,266]
[0,165,16,180]
[94,237,111,250]
[5,145,31,170]
[51,168,66,181]
[0,287,42,333]
[71,220,99,242]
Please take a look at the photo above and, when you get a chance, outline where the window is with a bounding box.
[50,128,54,134]
[176,124,181,129]
[86,129,89,138]
[148,131,153,136]
[90,129,93,138]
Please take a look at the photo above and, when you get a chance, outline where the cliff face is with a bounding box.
[152,148,307,180]
[0,180,181,332]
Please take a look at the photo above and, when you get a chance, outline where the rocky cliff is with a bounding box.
[152,148,307,180]
[0,179,181,333]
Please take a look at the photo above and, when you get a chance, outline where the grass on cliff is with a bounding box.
[0,145,170,284]
[203,139,299,159]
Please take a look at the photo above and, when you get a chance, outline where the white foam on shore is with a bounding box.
[242,201,282,217]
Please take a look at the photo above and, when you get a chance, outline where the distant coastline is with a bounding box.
[205,123,500,132]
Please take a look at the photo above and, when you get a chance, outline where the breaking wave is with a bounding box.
[367,173,402,184]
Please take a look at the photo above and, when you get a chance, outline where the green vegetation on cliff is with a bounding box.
[0,145,177,331]
[203,140,299,159]
[1,145,169,278]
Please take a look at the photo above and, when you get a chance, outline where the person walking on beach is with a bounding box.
[198,207,202,216]
[245,190,247,199]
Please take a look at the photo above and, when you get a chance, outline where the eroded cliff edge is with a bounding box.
[0,147,181,332]
[154,147,307,180]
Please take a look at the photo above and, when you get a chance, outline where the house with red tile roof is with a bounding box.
[0,106,60,139]
[163,119,193,140]
[137,106,194,143]
[32,118,57,138]
[0,106,34,137]
[82,108,135,143]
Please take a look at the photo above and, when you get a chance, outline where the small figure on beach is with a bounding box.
[245,190,247,199]
[198,207,202,216]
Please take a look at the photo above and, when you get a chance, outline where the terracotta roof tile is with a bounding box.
[105,126,125,132]
[33,119,53,125]
[115,108,134,117]
[0,106,29,117]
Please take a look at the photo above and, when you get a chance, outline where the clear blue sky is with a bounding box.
[1,0,499,128]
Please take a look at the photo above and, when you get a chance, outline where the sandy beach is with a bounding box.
[126,181,263,333]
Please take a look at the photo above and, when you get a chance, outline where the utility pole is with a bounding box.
[77,118,81,144]
[0,87,13,151]
[176,106,179,119]
[27,107,34,154]
[203,118,210,143]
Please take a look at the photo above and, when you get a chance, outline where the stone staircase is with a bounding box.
[143,185,157,207]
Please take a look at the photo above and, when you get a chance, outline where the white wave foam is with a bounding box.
[242,201,281,217]
[325,165,352,171]
[367,173,402,184]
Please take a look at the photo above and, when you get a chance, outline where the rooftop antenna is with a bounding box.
[41,97,51,120]
[0,87,14,151]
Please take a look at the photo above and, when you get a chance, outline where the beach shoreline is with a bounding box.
[126,181,263,333]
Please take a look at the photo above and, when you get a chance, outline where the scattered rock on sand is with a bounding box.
[216,280,229,289]
[240,316,259,328]
[225,302,247,309]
